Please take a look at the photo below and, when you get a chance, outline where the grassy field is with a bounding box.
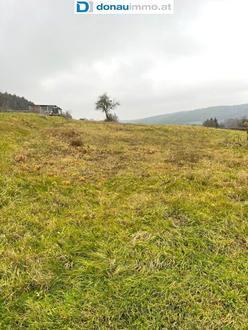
[0,113,247,329]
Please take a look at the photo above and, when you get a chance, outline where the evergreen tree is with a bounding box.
[203,117,220,128]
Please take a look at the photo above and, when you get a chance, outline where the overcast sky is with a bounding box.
[1,0,248,119]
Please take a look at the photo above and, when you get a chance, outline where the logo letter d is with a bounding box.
[77,1,90,12]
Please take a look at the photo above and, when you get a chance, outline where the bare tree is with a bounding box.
[95,93,120,122]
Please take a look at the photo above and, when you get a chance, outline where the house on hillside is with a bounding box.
[29,105,63,116]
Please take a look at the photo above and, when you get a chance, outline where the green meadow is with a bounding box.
[0,113,247,329]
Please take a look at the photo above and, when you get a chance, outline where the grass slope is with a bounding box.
[0,113,247,329]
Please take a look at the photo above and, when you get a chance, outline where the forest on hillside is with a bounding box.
[0,91,34,111]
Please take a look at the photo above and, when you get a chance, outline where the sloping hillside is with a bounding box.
[127,103,248,125]
[0,113,247,329]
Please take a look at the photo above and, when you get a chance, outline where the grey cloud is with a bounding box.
[0,0,247,119]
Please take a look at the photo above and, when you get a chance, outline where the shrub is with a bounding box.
[70,137,83,147]
[105,112,118,122]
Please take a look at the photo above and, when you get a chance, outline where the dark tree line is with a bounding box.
[203,117,248,129]
[0,92,34,111]
[203,117,220,128]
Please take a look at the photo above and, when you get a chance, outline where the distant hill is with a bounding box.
[0,91,34,111]
[125,104,248,125]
